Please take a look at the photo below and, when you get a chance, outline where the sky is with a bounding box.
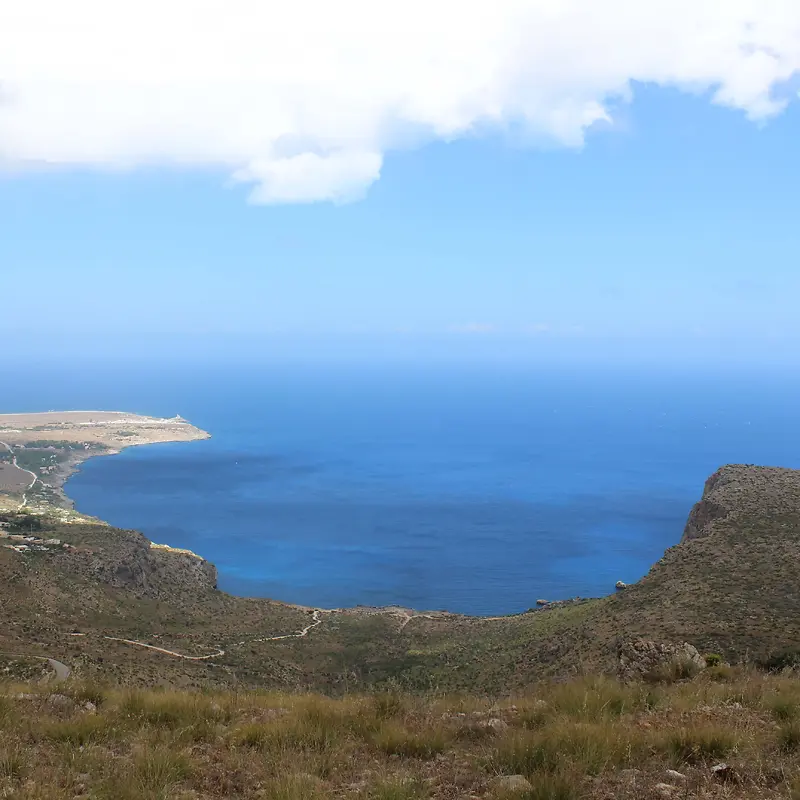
[2,1,800,365]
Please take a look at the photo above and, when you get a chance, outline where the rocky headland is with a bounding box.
[0,410,210,514]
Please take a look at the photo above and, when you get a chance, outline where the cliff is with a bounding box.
[683,464,800,541]
[49,525,218,598]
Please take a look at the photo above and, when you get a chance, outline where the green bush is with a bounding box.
[704,654,723,667]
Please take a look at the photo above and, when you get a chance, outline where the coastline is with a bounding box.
[1,410,621,619]
[0,411,210,522]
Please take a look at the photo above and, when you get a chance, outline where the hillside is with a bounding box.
[2,464,800,693]
[3,669,800,799]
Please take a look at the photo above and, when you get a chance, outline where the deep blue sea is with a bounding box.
[4,360,800,615]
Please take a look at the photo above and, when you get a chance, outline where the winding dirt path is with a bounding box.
[235,608,331,646]
[395,611,440,630]
[0,651,71,680]
[0,441,38,506]
[104,609,334,662]
[102,637,225,660]
[98,606,452,666]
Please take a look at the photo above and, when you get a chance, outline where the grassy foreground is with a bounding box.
[3,669,800,799]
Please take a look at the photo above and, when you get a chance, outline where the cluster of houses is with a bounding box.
[0,523,71,554]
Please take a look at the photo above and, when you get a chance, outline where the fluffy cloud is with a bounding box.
[1,0,799,203]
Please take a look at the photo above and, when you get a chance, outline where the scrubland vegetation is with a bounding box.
[4,668,800,799]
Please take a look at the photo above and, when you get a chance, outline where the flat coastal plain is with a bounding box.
[0,411,209,511]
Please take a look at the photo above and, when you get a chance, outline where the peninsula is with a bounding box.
[0,411,209,513]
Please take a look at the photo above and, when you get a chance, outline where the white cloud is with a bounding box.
[1,0,799,203]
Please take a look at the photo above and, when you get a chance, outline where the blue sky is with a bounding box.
[2,1,800,365]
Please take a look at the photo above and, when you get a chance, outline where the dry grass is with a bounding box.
[2,669,800,798]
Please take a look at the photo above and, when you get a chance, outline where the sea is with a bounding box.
[4,359,800,616]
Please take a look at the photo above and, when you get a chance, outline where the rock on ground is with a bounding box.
[618,638,706,682]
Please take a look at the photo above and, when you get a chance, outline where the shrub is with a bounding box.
[546,678,642,720]
[658,657,703,683]
[704,654,723,667]
[120,690,222,729]
[234,716,340,754]
[0,747,25,781]
[705,665,735,682]
[251,773,324,800]
[372,691,406,720]
[516,705,550,730]
[490,723,635,776]
[371,722,447,759]
[758,651,800,673]
[39,715,110,746]
[779,721,800,752]
[131,747,191,795]
[65,682,108,708]
[234,722,271,748]
[657,726,736,765]
[524,771,583,800]
[365,777,428,799]
[768,697,798,721]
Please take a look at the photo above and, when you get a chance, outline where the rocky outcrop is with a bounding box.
[682,465,800,542]
[618,638,706,682]
[56,526,217,598]
[148,545,217,594]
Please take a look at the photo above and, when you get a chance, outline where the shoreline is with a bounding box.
[0,410,210,519]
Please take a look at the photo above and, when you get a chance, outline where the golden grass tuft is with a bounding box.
[371,722,448,760]
[363,776,428,799]
[490,721,637,777]
[3,671,800,799]
[655,724,738,765]
[38,713,112,746]
[0,746,26,781]
[779,721,800,753]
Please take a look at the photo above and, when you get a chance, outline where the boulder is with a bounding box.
[618,638,706,682]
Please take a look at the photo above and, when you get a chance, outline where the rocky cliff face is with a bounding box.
[148,545,218,595]
[682,464,800,542]
[55,525,217,598]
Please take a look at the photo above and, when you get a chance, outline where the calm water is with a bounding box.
[5,361,800,615]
